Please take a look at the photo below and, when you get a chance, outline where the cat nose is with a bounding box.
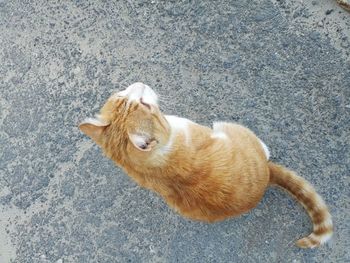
[128,82,146,93]
[117,82,146,98]
[126,82,147,102]
[140,85,158,105]
[118,82,158,105]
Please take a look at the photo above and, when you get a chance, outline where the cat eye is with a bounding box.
[139,142,148,150]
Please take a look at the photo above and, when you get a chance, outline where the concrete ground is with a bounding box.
[0,0,349,262]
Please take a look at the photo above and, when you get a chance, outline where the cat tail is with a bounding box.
[268,162,333,249]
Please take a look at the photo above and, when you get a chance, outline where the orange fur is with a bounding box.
[79,83,332,248]
[269,163,333,248]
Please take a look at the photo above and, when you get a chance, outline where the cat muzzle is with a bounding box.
[118,82,158,106]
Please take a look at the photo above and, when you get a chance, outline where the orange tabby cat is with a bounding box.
[79,82,333,248]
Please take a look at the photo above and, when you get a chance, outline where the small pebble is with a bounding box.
[325,9,334,15]
[340,41,350,48]
[72,67,81,74]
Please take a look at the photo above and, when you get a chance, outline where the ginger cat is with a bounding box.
[79,82,333,249]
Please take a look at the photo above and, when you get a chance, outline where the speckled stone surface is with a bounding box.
[0,1,349,262]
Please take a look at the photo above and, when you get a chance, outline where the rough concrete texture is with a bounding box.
[0,0,349,262]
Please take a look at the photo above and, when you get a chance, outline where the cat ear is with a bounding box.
[128,133,157,152]
[79,118,109,145]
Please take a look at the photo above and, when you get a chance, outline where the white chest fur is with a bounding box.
[164,115,191,146]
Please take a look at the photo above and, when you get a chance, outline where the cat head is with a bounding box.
[79,83,170,166]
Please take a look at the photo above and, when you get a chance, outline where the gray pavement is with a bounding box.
[0,1,349,262]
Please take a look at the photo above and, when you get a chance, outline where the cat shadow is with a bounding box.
[75,146,324,262]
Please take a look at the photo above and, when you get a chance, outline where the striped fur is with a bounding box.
[79,83,333,249]
[268,162,333,248]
